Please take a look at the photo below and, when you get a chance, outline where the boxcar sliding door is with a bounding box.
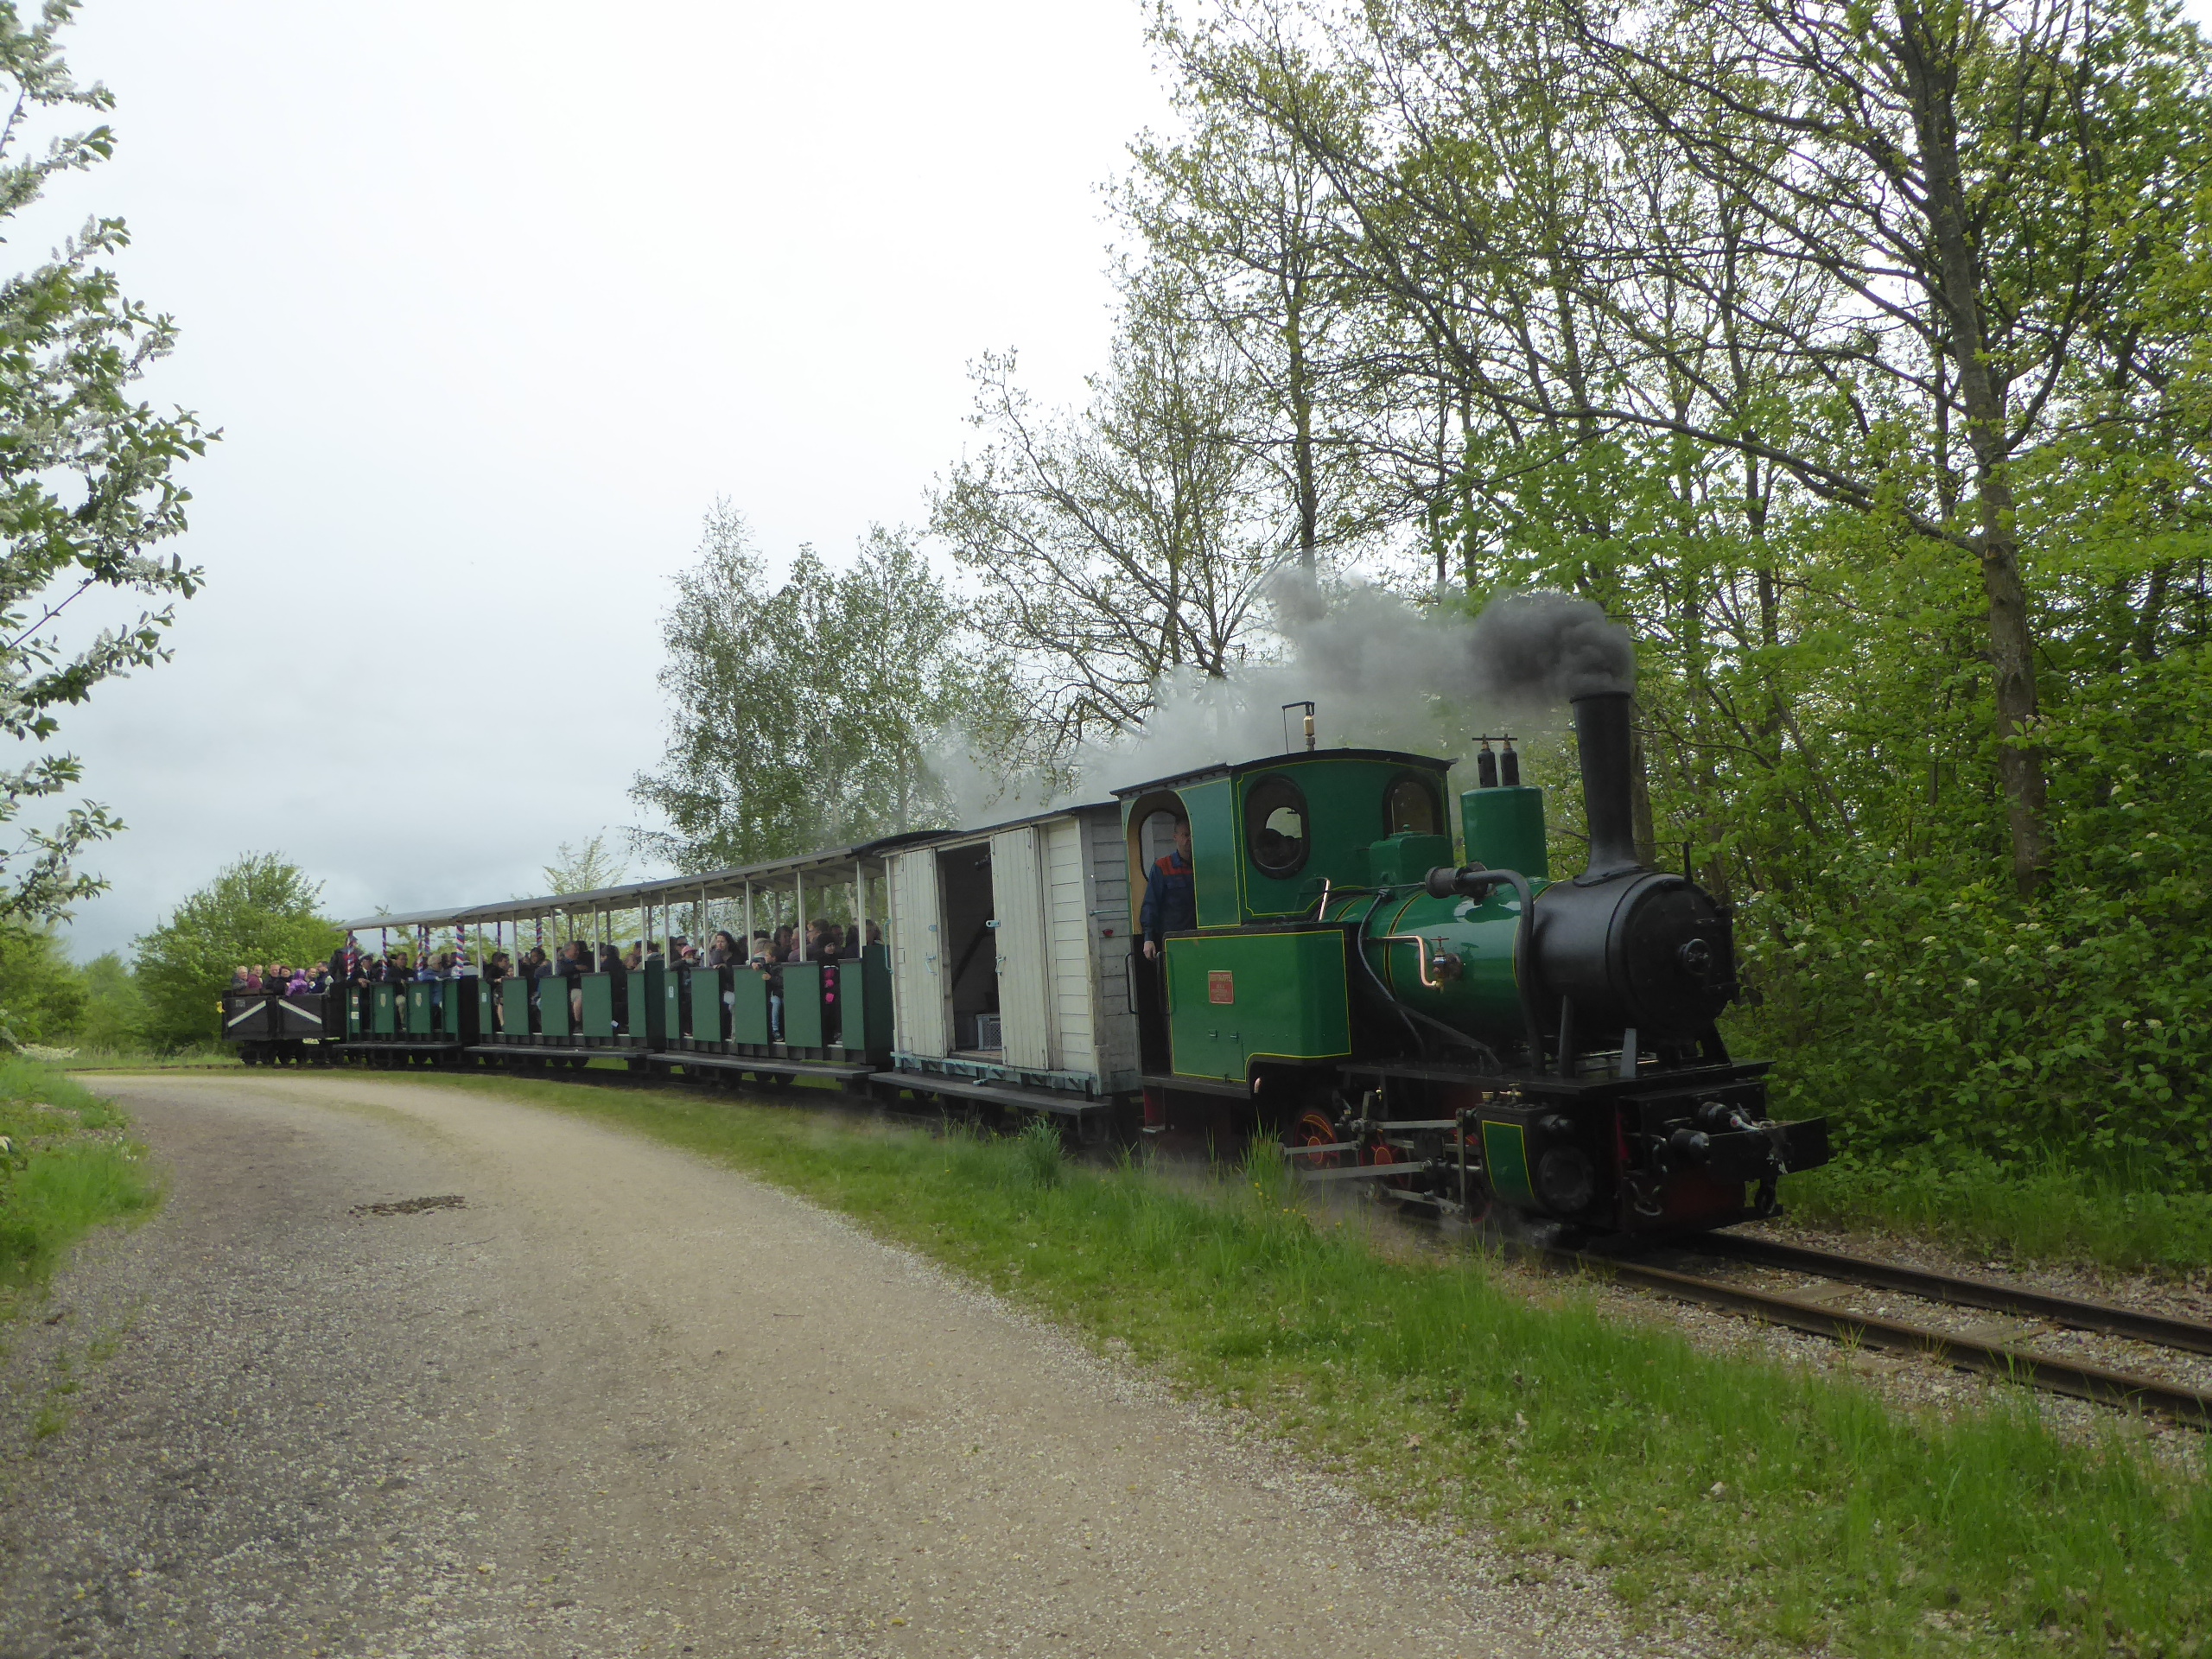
[888,847,948,1058]
[988,825,1051,1071]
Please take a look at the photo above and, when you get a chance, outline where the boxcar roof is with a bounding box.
[918,798,1117,848]
[335,827,951,932]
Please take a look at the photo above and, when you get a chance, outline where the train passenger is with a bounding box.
[287,966,312,994]
[643,939,664,968]
[485,950,511,1027]
[709,930,740,967]
[596,944,627,1029]
[230,966,250,989]
[1140,816,1196,962]
[556,940,588,1023]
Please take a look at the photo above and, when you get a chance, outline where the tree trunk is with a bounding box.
[1896,3,2050,896]
[1285,268,1318,578]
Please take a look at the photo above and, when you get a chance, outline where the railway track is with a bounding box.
[1570,1234,2212,1425]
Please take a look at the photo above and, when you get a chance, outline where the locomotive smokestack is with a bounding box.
[1573,691,1642,879]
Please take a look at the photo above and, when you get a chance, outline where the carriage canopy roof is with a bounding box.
[334,829,949,933]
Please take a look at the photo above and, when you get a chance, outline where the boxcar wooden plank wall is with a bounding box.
[988,825,1052,1071]
[1043,814,1099,1078]
[1088,809,1142,1092]
[889,846,947,1058]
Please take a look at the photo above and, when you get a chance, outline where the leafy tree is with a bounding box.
[0,922,82,1043]
[73,949,138,1050]
[929,267,1288,752]
[928,0,2212,1178]
[542,833,626,894]
[632,507,1010,869]
[134,855,337,1049]
[0,3,208,924]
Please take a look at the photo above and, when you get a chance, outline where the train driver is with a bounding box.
[1140,816,1195,961]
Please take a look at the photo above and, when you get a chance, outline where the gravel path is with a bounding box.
[0,1073,1656,1659]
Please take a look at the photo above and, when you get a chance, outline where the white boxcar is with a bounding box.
[881,800,1140,1122]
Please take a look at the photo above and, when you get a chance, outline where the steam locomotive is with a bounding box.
[225,689,1826,1243]
[1128,689,1830,1238]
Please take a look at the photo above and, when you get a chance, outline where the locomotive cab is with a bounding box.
[1120,747,1460,1111]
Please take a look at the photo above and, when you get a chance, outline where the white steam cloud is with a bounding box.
[931,582,1633,825]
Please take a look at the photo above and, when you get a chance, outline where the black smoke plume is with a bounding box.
[1465,591,1636,706]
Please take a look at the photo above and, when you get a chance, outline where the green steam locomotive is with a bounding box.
[1127,689,1829,1237]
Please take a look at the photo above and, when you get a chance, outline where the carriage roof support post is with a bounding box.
[743,880,754,956]
[853,859,862,947]
[795,869,808,956]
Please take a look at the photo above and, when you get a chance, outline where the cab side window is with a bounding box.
[1245,777,1309,876]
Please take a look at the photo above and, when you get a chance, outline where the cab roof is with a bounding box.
[1109,747,1454,800]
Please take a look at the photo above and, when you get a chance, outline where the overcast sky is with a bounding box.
[33,0,1171,958]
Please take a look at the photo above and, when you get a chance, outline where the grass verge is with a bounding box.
[41,1045,239,1073]
[0,1053,161,1318]
[409,1072,2207,1656]
[1784,1150,2212,1276]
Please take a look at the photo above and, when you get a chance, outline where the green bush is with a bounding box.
[0,925,87,1046]
[1730,645,2212,1182]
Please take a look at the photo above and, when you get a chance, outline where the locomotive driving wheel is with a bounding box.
[1284,1106,1344,1171]
[1360,1135,1421,1193]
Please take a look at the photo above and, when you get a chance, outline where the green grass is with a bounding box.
[42,1044,239,1072]
[0,1053,161,1312]
[409,1071,2209,1656]
[1785,1150,2212,1276]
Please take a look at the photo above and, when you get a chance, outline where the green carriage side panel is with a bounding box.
[372,984,397,1035]
[784,961,824,1048]
[729,969,771,1046]
[405,983,433,1035]
[1163,927,1352,1083]
[1482,1120,1535,1206]
[580,975,614,1039]
[1181,776,1238,930]
[664,967,687,1040]
[540,975,572,1038]
[347,988,363,1036]
[631,963,664,1046]
[690,967,727,1044]
[467,976,493,1038]
[839,945,893,1056]
[439,979,476,1039]
[501,976,532,1038]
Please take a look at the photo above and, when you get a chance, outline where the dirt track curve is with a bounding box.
[0,1073,1652,1658]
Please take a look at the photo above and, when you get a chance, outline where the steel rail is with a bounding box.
[1564,1251,2212,1425]
[1693,1233,2212,1357]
